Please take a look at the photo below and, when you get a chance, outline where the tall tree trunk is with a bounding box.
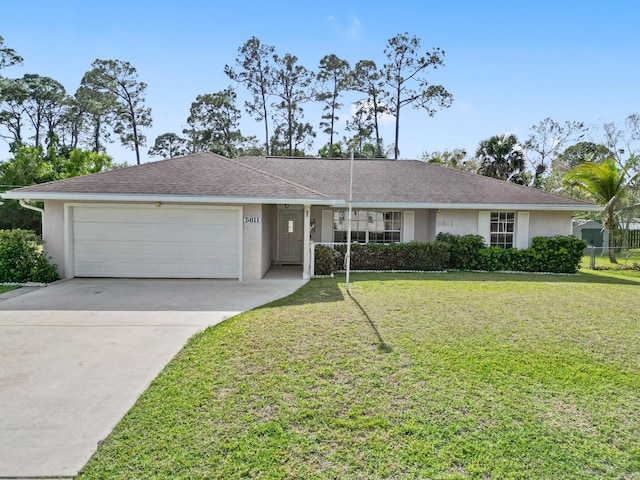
[34,124,41,148]
[394,88,401,160]
[608,227,618,264]
[132,122,140,165]
[287,103,293,156]
[329,101,335,157]
[261,87,269,155]
[604,197,619,264]
[93,117,101,153]
[372,92,381,158]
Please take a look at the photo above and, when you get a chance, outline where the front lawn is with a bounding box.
[78,271,640,479]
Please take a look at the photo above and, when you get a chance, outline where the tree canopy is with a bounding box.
[225,37,275,155]
[0,143,115,232]
[476,134,526,183]
[553,142,614,173]
[81,59,152,165]
[564,157,639,263]
[0,36,22,71]
[382,33,453,159]
[350,60,387,158]
[316,54,351,158]
[148,132,188,158]
[187,88,246,157]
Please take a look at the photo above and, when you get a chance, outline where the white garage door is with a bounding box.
[72,205,241,278]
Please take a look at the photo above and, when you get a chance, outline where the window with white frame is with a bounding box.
[333,211,401,243]
[490,212,515,248]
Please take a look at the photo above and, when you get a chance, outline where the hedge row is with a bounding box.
[0,229,59,283]
[437,233,587,274]
[314,241,450,275]
[314,234,586,276]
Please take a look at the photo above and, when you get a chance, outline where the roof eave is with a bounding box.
[0,191,337,206]
[0,192,600,211]
[342,201,602,212]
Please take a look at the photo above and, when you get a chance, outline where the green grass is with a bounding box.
[78,270,640,479]
[0,285,18,294]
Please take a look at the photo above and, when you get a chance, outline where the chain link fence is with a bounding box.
[585,246,640,270]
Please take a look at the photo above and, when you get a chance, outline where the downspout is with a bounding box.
[19,199,44,215]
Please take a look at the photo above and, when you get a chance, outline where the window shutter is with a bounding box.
[516,212,530,249]
[321,210,333,243]
[403,211,415,242]
[478,211,490,245]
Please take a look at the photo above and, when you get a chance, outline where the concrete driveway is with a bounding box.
[0,276,306,478]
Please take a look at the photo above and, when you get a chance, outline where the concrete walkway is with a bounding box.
[0,276,306,478]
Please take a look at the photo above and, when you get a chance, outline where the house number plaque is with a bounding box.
[244,216,261,223]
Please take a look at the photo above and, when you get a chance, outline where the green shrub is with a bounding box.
[314,245,341,275]
[436,233,486,270]
[351,242,449,271]
[350,243,389,270]
[475,236,585,273]
[478,246,509,271]
[477,247,530,272]
[0,229,59,283]
[313,235,585,276]
[314,242,449,275]
[393,241,450,271]
[527,236,587,274]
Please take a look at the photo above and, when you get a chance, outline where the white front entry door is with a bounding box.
[278,209,303,264]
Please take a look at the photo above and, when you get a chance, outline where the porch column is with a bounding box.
[303,204,311,279]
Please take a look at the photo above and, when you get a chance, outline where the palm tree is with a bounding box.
[563,158,639,263]
[476,133,526,183]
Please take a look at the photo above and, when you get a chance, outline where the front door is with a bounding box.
[278,209,303,263]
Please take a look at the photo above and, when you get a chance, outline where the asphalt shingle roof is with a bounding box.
[236,156,593,206]
[6,152,594,207]
[9,153,328,200]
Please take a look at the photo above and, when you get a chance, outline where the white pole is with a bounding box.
[345,151,354,292]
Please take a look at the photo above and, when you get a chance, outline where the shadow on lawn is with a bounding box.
[265,278,392,352]
[268,270,637,349]
[347,288,393,353]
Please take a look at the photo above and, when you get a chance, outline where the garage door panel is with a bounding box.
[74,207,241,224]
[75,223,237,243]
[74,223,159,242]
[74,207,150,223]
[72,206,241,279]
[75,241,239,259]
[75,241,151,256]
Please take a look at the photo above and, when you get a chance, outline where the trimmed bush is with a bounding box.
[435,233,486,270]
[314,242,449,275]
[391,242,450,271]
[314,244,341,275]
[527,235,587,274]
[0,229,59,283]
[313,235,585,276]
[476,236,586,273]
[477,247,525,271]
[347,242,450,271]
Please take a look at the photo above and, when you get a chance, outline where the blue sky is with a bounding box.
[1,0,639,164]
